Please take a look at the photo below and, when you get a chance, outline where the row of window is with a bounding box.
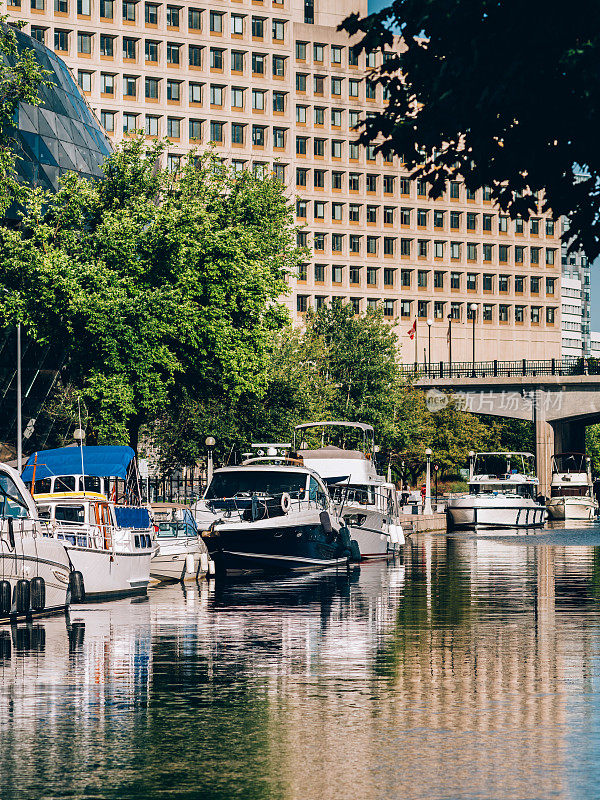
[295,41,385,71]
[296,231,558,263]
[298,265,556,294]
[295,199,556,236]
[296,295,557,324]
[295,72,380,103]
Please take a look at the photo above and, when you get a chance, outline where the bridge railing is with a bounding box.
[401,357,600,379]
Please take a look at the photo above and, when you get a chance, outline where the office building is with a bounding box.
[8,0,562,362]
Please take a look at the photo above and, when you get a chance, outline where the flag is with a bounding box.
[407,320,416,340]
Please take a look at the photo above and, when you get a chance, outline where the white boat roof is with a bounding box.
[300,446,365,459]
[474,451,535,458]
[294,421,374,433]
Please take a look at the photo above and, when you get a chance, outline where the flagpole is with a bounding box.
[414,320,418,367]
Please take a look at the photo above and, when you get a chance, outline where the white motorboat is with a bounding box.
[22,446,155,600]
[547,453,598,521]
[201,460,354,575]
[447,452,546,529]
[150,503,212,582]
[0,462,71,621]
[292,421,405,558]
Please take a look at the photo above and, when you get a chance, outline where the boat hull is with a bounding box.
[341,507,405,559]
[0,536,70,623]
[66,547,152,599]
[150,538,210,582]
[204,520,348,575]
[547,496,597,521]
[447,496,546,529]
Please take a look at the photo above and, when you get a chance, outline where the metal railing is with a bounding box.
[400,357,600,380]
[207,491,329,521]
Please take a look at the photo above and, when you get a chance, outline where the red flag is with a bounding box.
[407,320,416,340]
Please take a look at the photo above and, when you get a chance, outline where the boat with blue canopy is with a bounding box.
[22,446,155,600]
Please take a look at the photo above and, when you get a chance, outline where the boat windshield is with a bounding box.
[206,470,308,499]
[471,483,536,499]
[552,454,587,474]
[0,473,30,519]
[473,453,535,478]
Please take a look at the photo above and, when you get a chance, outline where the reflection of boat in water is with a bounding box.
[0,462,70,623]
[292,421,405,558]
[23,446,155,600]
[547,453,597,521]
[447,452,546,529]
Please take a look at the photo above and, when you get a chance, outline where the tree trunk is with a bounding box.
[127,416,143,456]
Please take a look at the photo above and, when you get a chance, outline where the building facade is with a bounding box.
[8,0,562,362]
[560,223,591,358]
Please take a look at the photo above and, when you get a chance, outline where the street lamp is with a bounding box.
[469,303,478,377]
[424,447,433,515]
[447,313,453,376]
[427,318,433,376]
[469,450,475,481]
[205,436,216,486]
[1,288,22,472]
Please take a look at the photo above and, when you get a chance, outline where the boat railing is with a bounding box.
[207,490,329,521]
[330,485,395,516]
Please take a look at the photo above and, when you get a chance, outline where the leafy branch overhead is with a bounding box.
[341,0,600,258]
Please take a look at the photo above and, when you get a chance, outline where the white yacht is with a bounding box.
[22,446,155,600]
[150,503,212,582]
[200,460,353,575]
[447,452,546,529]
[547,453,597,521]
[292,422,405,558]
[0,462,71,621]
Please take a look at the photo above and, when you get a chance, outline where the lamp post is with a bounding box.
[447,313,453,377]
[205,436,216,486]
[469,450,475,481]
[424,447,433,515]
[427,318,433,376]
[469,303,477,377]
[1,289,22,472]
[433,463,439,506]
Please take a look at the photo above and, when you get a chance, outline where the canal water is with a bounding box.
[3,525,600,799]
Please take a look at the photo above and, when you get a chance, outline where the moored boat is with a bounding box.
[150,503,212,582]
[547,453,598,521]
[447,452,546,529]
[292,421,405,558]
[201,460,353,575]
[22,446,155,600]
[0,462,71,622]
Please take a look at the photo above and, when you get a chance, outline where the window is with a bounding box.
[230,13,244,35]
[167,79,180,101]
[123,37,136,59]
[100,0,113,16]
[313,42,324,61]
[330,77,343,97]
[546,219,555,236]
[296,168,307,187]
[531,306,540,324]
[297,295,309,313]
[433,210,444,228]
[383,237,395,256]
[123,75,136,97]
[272,91,285,113]
[209,10,223,32]
[400,239,411,257]
[145,2,158,22]
[417,270,428,288]
[530,276,540,294]
[450,272,460,289]
[252,16,264,37]
[366,236,378,255]
[189,119,202,140]
[231,123,244,145]
[166,5,180,26]
[332,203,343,222]
[296,200,307,218]
[515,217,524,234]
[499,305,509,322]
[273,128,286,148]
[450,211,460,230]
[78,71,92,92]
[314,264,326,282]
[252,125,265,146]
[77,0,90,12]
[145,40,158,61]
[366,267,378,286]
[483,244,493,261]
[101,110,114,131]
[450,302,461,320]
[332,172,343,190]
[145,115,159,136]
[546,278,555,295]
[332,264,343,283]
[296,136,307,155]
[166,42,180,64]
[167,117,180,138]
[189,45,202,67]
[530,217,540,235]
[123,0,135,20]
[349,79,360,97]
[252,89,265,110]
[366,174,377,193]
[77,32,92,54]
[296,72,307,92]
[546,249,555,265]
[467,304,476,320]
[272,19,285,40]
[189,82,202,103]
[384,268,394,287]
[313,75,324,95]
[207,123,224,146]
[385,207,395,225]
[349,173,360,191]
[349,235,361,253]
[434,271,444,289]
[123,112,138,133]
[231,87,244,108]
[515,276,524,293]
[348,142,360,160]
[347,204,360,223]
[467,243,477,261]
[188,8,201,29]
[465,187,476,201]
[401,300,412,317]
[499,275,509,292]
[515,246,524,264]
[330,45,342,64]
[499,244,509,263]
[273,55,286,77]
[417,209,427,227]
[466,212,477,231]
[546,306,555,323]
[434,301,445,319]
[417,300,428,318]
[482,214,493,232]
[314,138,325,157]
[515,305,524,323]
[466,273,477,291]
[499,215,508,233]
[449,181,460,199]
[531,247,540,265]
[434,241,444,258]
[296,41,307,60]
[483,304,493,322]
[366,81,376,100]
[417,240,427,257]
[383,176,394,194]
[210,84,223,105]
[30,27,46,43]
[450,242,461,260]
[314,170,325,188]
[210,48,223,69]
[304,0,314,24]
[483,274,493,291]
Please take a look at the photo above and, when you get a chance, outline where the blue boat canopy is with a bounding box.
[22,446,136,481]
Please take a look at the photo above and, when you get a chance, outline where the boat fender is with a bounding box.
[15,579,30,614]
[0,580,11,615]
[30,577,46,611]
[280,492,291,514]
[339,525,352,549]
[199,551,209,574]
[349,540,361,563]
[7,517,15,550]
[208,558,216,576]
[319,511,333,535]
[0,630,11,660]
[69,570,85,604]
[185,553,195,576]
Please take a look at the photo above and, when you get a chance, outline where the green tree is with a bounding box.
[0,17,49,214]
[341,0,600,257]
[0,137,299,452]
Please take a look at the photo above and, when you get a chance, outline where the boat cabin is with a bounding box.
[469,452,539,499]
[292,422,378,484]
[550,453,593,498]
[151,504,199,539]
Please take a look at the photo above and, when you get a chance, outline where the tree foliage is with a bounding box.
[0,137,299,450]
[341,0,600,257]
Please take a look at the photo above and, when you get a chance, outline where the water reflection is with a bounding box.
[2,534,600,798]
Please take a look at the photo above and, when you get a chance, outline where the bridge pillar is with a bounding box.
[535,390,553,499]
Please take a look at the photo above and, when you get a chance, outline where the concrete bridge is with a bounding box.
[403,358,600,496]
